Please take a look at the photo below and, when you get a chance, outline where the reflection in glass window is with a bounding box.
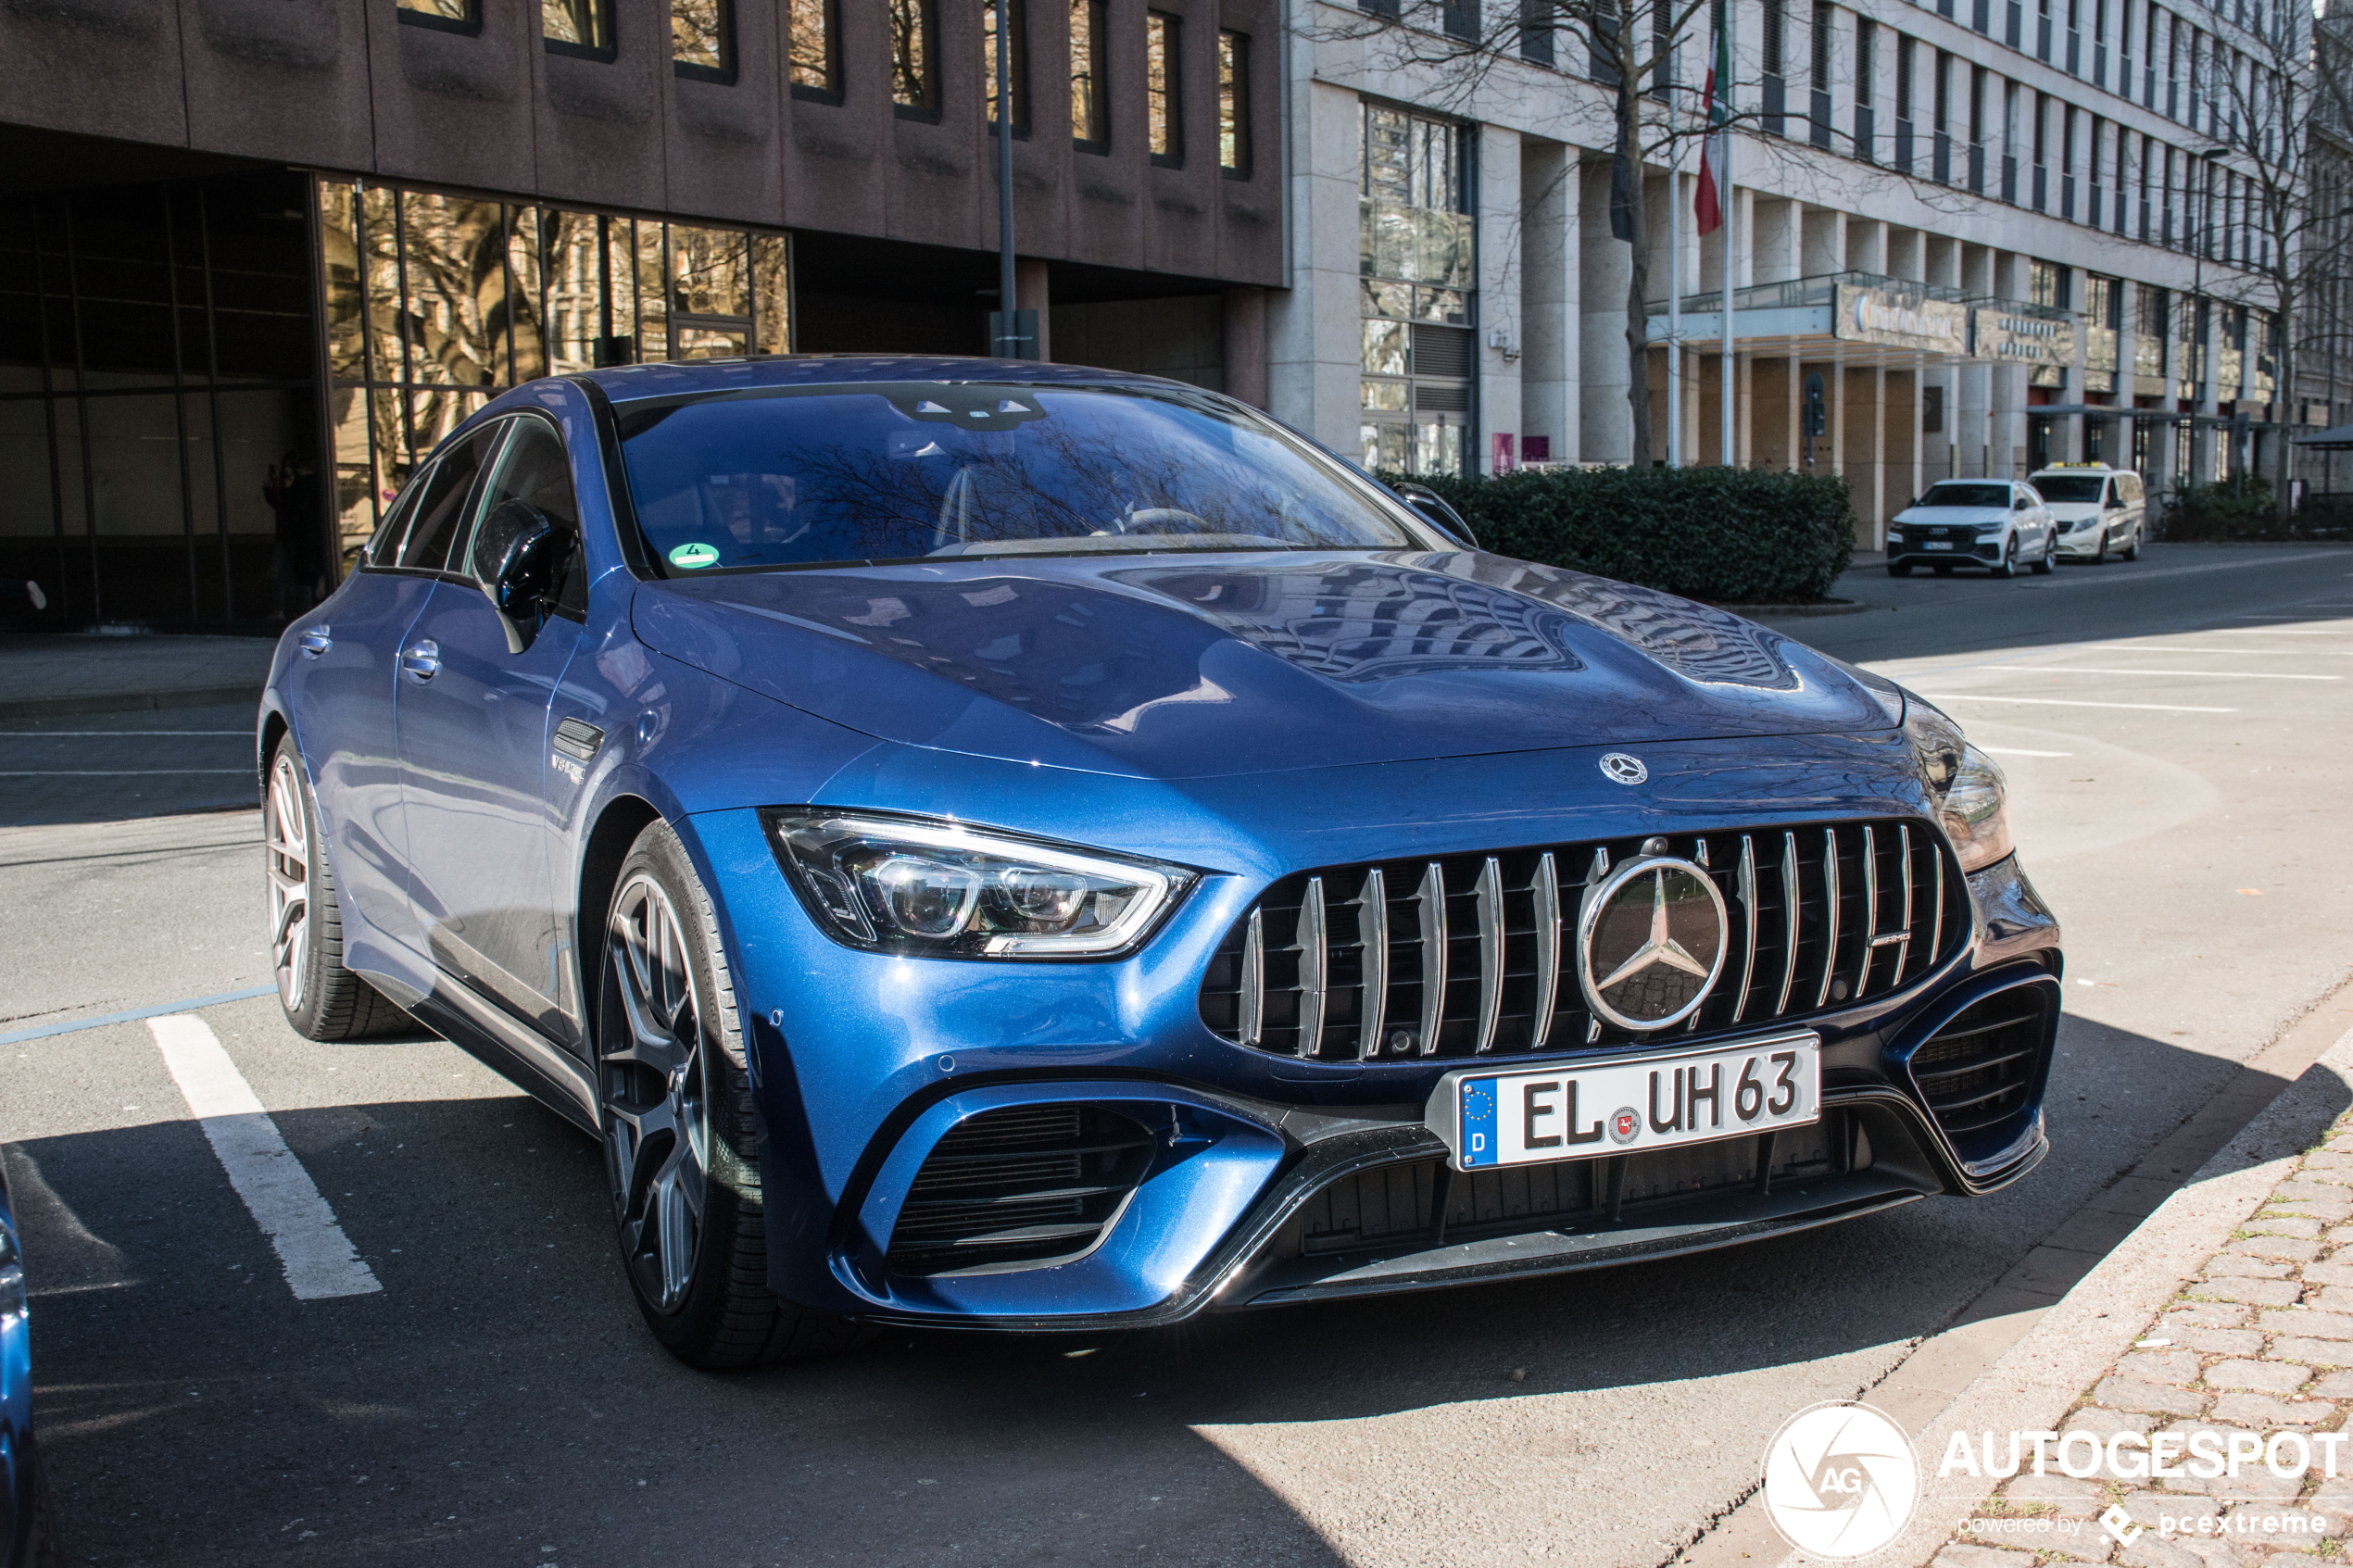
[401,192,511,389]
[618,388,1421,573]
[1071,0,1108,149]
[1147,14,1182,165]
[789,0,840,100]
[1218,31,1250,175]
[984,0,1027,132]
[1358,103,1475,477]
[544,0,614,56]
[673,0,733,79]
[396,0,478,30]
[890,0,938,118]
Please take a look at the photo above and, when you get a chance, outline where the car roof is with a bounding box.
[569,354,1204,406]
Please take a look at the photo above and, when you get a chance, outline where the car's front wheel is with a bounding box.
[1991,535,2021,578]
[2121,525,2141,560]
[266,736,407,1041]
[597,820,867,1369]
[2032,533,2056,574]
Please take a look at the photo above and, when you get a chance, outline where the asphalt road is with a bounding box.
[4,543,2352,1568]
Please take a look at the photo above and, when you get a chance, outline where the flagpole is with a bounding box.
[1667,86,1682,469]
[1719,129,1736,469]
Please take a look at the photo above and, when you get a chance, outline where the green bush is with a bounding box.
[1382,466,1856,605]
[2158,473,2337,540]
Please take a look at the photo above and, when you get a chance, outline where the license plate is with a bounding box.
[1431,1033,1820,1172]
[1923,541,1955,550]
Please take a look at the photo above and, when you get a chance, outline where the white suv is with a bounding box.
[1887,480,2059,577]
[2027,464,2145,563]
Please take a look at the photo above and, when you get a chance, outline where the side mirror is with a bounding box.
[2012,497,2031,511]
[479,500,573,654]
[1391,482,1478,547]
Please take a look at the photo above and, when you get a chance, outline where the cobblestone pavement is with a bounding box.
[1930,1111,2353,1568]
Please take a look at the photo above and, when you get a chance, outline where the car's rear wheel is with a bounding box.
[597,820,868,1369]
[1991,536,2020,578]
[1887,561,1912,577]
[266,736,407,1041]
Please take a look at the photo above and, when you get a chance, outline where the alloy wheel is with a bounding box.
[265,754,311,1011]
[602,872,710,1314]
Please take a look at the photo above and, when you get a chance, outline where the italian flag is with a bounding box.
[1695,0,1731,235]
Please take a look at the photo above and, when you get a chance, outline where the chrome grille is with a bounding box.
[1200,819,1965,1060]
[887,1104,1154,1276]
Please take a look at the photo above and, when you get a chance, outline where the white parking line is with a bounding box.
[0,770,253,777]
[2205,628,2353,634]
[1916,693,2237,713]
[2095,646,2353,656]
[1979,746,2074,757]
[1991,667,2341,682]
[0,731,250,737]
[148,1015,381,1302]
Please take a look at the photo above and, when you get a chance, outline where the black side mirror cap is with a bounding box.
[1390,482,1478,547]
[479,500,573,653]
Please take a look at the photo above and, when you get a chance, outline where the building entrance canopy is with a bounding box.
[1643,270,2075,370]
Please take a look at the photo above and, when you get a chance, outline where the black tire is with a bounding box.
[2121,525,2141,560]
[267,735,408,1042]
[2092,529,2108,564]
[2032,534,2056,574]
[20,1438,62,1568]
[596,820,870,1369]
[1887,561,1913,577]
[1991,536,2020,579]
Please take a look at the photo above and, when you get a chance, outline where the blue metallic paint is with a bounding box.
[265,357,2065,1336]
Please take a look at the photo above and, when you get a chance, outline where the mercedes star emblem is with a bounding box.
[1600,753,1648,785]
[1577,856,1729,1030]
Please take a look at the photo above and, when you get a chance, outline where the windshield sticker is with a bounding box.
[669,542,721,570]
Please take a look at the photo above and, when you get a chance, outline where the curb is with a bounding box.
[1831,1022,2353,1568]
[0,684,263,721]
[1723,599,1870,619]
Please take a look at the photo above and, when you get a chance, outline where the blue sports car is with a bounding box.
[261,358,2061,1366]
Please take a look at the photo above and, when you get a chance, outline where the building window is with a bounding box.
[1071,0,1108,150]
[891,0,939,119]
[1809,0,1834,150]
[544,0,615,59]
[397,0,480,35]
[673,0,734,82]
[1762,0,1787,134]
[1359,104,1475,478]
[2083,272,2118,392]
[1519,0,1555,66]
[1895,36,1914,171]
[984,0,1029,134]
[1219,31,1251,176]
[789,0,840,102]
[1147,13,1182,166]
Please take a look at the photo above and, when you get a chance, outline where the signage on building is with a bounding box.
[1834,284,1969,355]
[1970,307,2078,370]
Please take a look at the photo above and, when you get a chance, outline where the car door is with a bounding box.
[394,413,588,1031]
[287,429,501,967]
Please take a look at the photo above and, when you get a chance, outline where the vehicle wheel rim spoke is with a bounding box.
[600,872,710,1316]
[265,759,310,1010]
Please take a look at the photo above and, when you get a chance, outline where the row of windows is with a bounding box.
[396,0,1252,175]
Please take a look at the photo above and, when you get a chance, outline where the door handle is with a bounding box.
[297,624,332,659]
[400,640,441,683]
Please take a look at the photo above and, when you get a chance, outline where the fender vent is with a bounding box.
[887,1104,1155,1277]
[1908,990,2047,1135]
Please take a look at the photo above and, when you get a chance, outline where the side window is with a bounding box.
[2123,474,2143,503]
[363,462,430,567]
[465,418,588,617]
[396,423,503,572]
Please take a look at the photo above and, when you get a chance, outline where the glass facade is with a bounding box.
[318,181,786,577]
[1358,104,1475,476]
[0,169,321,629]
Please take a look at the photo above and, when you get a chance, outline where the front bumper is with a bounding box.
[1889,537,2002,563]
[738,832,2062,1331]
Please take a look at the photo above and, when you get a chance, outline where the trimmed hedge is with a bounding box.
[1386,467,1856,605]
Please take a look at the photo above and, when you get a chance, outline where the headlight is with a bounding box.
[763,809,1197,959]
[1904,702,2013,873]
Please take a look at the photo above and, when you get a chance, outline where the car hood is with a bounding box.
[630,551,1894,780]
[2044,503,2103,521]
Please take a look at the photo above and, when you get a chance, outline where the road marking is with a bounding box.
[1917,693,2238,713]
[2204,628,2353,634]
[1980,746,2074,757]
[2225,614,2353,621]
[2095,646,2353,656]
[0,985,277,1047]
[1995,666,2341,682]
[0,770,252,776]
[0,731,249,737]
[148,1015,381,1302]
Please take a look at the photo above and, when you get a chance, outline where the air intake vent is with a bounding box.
[1907,989,2046,1135]
[887,1105,1154,1276]
[1200,819,1966,1060]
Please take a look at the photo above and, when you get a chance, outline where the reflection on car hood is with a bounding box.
[631,552,1893,779]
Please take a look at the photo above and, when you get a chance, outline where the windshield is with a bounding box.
[1919,483,2010,508]
[2032,475,2107,503]
[616,383,1427,572]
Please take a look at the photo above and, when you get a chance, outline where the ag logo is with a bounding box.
[1607,1108,1641,1146]
[1760,1401,1919,1560]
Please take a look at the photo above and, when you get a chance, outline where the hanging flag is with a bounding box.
[1695,0,1732,236]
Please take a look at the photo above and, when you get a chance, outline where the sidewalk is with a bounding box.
[1914,1051,2353,1568]
[0,632,275,719]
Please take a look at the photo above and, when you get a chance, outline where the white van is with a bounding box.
[2026,464,2145,562]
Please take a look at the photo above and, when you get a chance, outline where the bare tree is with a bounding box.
[2194,0,2353,521]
